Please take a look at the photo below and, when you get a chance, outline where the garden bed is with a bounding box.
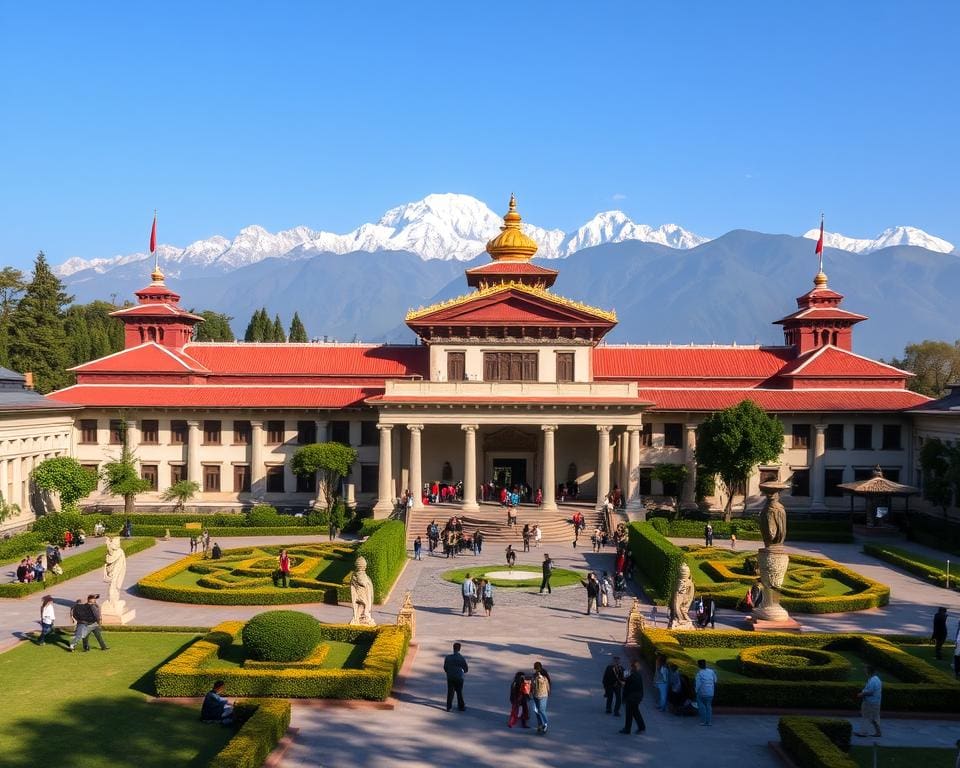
[440,563,583,589]
[863,543,958,590]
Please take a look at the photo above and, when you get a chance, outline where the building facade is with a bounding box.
[47,197,930,516]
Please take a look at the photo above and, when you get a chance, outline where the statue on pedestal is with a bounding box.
[668,562,695,630]
[349,556,376,626]
[396,590,416,638]
[754,483,792,624]
[101,536,136,624]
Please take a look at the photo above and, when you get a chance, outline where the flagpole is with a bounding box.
[153,209,159,274]
[818,212,824,275]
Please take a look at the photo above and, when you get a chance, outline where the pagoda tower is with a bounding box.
[774,268,866,354]
[110,266,204,349]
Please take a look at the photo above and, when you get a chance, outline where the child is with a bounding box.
[730,533,737,550]
[413,536,422,560]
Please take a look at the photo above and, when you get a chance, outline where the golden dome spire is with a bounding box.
[150,264,165,283]
[813,270,828,289]
[485,194,539,262]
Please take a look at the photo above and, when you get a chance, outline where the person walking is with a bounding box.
[278,549,291,588]
[505,545,517,567]
[704,523,713,547]
[508,671,530,728]
[933,607,948,659]
[482,579,494,617]
[38,595,56,645]
[855,664,882,737]
[413,536,422,561]
[601,571,614,608]
[68,594,108,652]
[730,533,737,549]
[619,659,646,734]
[475,530,484,555]
[531,661,551,734]
[522,524,531,552]
[654,654,670,711]
[694,659,717,726]
[461,574,476,616]
[443,642,468,711]
[602,655,625,716]
[582,572,601,615]
[613,571,626,607]
[534,524,542,548]
[540,554,554,595]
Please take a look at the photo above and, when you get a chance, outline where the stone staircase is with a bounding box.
[405,502,607,546]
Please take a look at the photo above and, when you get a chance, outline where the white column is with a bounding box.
[461,424,479,513]
[187,420,202,487]
[249,420,264,494]
[541,425,558,512]
[682,423,698,508]
[373,424,394,518]
[596,425,611,511]
[408,424,424,511]
[315,419,329,444]
[618,430,629,495]
[810,423,827,511]
[11,454,22,510]
[0,457,7,506]
[627,425,642,501]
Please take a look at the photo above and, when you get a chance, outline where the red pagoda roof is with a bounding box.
[775,345,911,379]
[110,304,205,321]
[48,384,377,409]
[464,261,559,288]
[70,343,209,374]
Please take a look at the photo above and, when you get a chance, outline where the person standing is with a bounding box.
[508,671,530,728]
[730,533,737,550]
[444,642,468,711]
[654,654,670,711]
[855,664,882,737]
[482,579,494,617]
[505,545,517,567]
[461,574,476,616]
[413,536,422,561]
[933,607,948,659]
[694,659,717,726]
[531,661,551,734]
[38,596,56,645]
[522,524,531,552]
[278,549,291,588]
[704,523,713,547]
[582,572,601,615]
[619,659,646,734]
[534,524,542,548]
[601,571,614,608]
[475,530,484,555]
[540,554,554,595]
[602,655,625,716]
[613,571,626,608]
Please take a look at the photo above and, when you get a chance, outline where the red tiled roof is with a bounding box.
[47,384,377,409]
[593,346,794,379]
[464,262,559,275]
[635,388,930,412]
[775,307,867,323]
[776,346,910,379]
[110,304,204,320]
[182,344,428,377]
[366,394,647,406]
[71,343,209,373]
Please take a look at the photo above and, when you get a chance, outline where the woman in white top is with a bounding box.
[534,525,542,548]
[39,595,56,645]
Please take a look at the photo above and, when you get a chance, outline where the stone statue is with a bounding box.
[754,482,793,625]
[668,562,695,630]
[396,590,416,638]
[349,556,376,626]
[103,536,127,607]
[759,484,788,547]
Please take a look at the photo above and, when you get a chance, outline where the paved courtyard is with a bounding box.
[3,519,960,768]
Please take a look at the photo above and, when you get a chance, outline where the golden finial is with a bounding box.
[813,271,828,289]
[151,265,165,283]
[485,193,538,261]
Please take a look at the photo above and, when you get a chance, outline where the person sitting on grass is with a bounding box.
[201,680,234,725]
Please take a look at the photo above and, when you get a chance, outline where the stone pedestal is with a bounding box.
[753,545,791,623]
[100,600,136,625]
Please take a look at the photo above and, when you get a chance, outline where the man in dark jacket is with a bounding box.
[933,607,948,659]
[540,554,553,594]
[619,659,646,734]
[68,594,108,652]
[602,656,626,716]
[443,642,469,711]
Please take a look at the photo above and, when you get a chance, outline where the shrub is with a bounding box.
[241,610,322,662]
[627,522,686,602]
[649,517,670,536]
[31,509,86,544]
[863,543,957,590]
[0,531,46,564]
[356,520,406,603]
[778,717,856,768]
[246,505,286,528]
[739,645,852,681]
[208,699,291,768]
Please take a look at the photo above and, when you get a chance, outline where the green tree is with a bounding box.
[695,400,784,522]
[271,314,285,342]
[650,463,689,516]
[292,442,357,534]
[8,252,72,392]
[32,456,99,508]
[0,493,20,526]
[888,340,960,398]
[288,312,308,343]
[64,300,125,367]
[193,310,234,341]
[244,307,271,342]
[0,266,25,367]
[102,419,150,514]
[161,479,201,512]
[919,438,960,520]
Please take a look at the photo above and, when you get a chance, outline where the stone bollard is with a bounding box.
[626,597,646,644]
[396,590,416,639]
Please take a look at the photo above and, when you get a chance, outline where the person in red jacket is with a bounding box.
[278,549,291,588]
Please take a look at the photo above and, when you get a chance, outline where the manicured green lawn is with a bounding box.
[692,646,909,684]
[850,746,956,767]
[203,638,370,670]
[0,631,233,768]
[440,563,585,588]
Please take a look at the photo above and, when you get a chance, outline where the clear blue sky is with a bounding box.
[1,1,957,269]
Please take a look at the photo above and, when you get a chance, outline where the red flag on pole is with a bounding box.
[815,217,824,257]
[149,212,157,254]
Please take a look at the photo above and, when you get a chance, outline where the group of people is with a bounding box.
[13,546,64,584]
[189,530,215,558]
[423,517,484,558]
[653,655,718,725]
[458,573,494,616]
[520,523,541,551]
[931,606,960,679]
[580,569,626,613]
[601,655,648,734]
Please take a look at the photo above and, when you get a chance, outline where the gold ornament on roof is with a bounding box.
[150,266,165,283]
[813,271,828,289]
[485,194,539,262]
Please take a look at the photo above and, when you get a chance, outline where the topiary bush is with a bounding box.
[739,645,852,681]
[246,504,281,527]
[241,610,321,662]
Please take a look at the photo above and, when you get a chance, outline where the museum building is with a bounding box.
[47,196,930,517]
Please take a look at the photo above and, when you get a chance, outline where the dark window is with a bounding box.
[853,467,873,481]
[791,469,810,497]
[641,423,653,447]
[233,421,251,445]
[296,472,316,493]
[170,464,186,485]
[825,468,844,497]
[79,419,98,444]
[663,423,683,449]
[234,465,251,493]
[170,420,187,445]
[759,468,780,484]
[297,421,316,445]
[881,425,902,451]
[825,424,844,450]
[556,352,574,383]
[141,464,158,491]
[330,421,350,444]
[203,465,220,492]
[266,421,285,444]
[109,419,124,444]
[883,467,900,482]
[661,477,680,497]
[482,351,538,382]
[266,466,284,493]
[360,464,378,494]
[854,424,873,451]
[447,351,465,381]
[791,424,811,450]
[361,421,379,447]
[140,419,159,444]
[203,420,221,445]
[638,468,652,496]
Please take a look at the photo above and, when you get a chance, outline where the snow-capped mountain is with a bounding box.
[802,225,955,255]
[55,193,705,276]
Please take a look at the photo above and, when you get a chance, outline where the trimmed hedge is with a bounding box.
[116,525,329,538]
[863,543,957,590]
[155,620,411,700]
[739,645,851,681]
[208,699,291,768]
[0,531,47,565]
[0,537,155,598]
[905,514,960,556]
[667,519,854,543]
[356,520,406,603]
[635,628,960,712]
[78,513,328,538]
[242,610,322,662]
[778,717,856,768]
[627,522,686,602]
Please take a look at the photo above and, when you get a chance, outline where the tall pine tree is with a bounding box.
[9,252,72,393]
[272,314,286,342]
[194,310,234,341]
[0,267,25,367]
[244,307,270,342]
[288,312,308,342]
